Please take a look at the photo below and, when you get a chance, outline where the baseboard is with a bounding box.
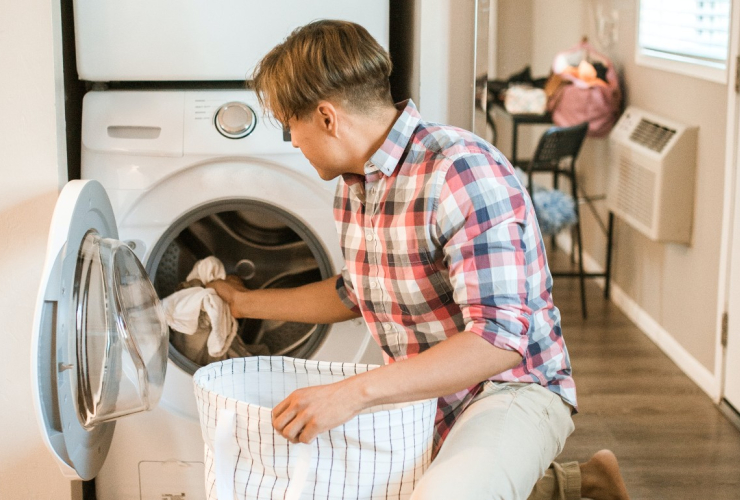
[608,283,721,401]
[720,399,740,432]
[554,233,721,401]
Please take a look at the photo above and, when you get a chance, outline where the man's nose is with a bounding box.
[283,126,298,148]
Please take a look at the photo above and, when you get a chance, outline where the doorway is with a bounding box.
[723,26,740,414]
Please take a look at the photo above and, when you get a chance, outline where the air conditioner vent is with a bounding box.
[615,152,655,229]
[629,118,676,153]
[607,106,697,244]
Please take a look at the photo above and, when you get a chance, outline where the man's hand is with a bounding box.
[272,379,365,444]
[271,332,522,444]
[206,275,248,318]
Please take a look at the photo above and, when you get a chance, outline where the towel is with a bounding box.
[162,256,238,357]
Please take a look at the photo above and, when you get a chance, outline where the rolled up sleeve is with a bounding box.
[433,155,532,357]
[335,266,361,314]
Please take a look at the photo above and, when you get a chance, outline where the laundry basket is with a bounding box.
[193,357,437,500]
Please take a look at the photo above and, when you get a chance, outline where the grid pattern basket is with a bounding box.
[193,356,437,500]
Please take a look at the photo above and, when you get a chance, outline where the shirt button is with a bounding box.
[365,231,374,241]
[370,281,378,289]
[382,323,392,332]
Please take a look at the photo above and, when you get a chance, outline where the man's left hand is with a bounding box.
[272,379,365,444]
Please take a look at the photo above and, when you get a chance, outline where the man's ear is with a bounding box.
[315,101,340,138]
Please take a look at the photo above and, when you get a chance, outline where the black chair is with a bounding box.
[523,122,589,319]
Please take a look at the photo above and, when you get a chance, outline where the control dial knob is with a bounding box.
[215,102,257,139]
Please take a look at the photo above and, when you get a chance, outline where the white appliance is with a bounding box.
[37,2,389,497]
[34,89,384,499]
[607,106,698,245]
[73,0,389,81]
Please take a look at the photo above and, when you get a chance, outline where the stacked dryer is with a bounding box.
[36,2,389,499]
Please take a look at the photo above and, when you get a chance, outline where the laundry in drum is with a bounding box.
[161,256,247,365]
[161,257,322,366]
[155,208,327,368]
[153,204,326,369]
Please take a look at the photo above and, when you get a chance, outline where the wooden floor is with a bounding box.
[552,274,740,499]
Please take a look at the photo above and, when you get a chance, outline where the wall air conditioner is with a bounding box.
[607,106,698,244]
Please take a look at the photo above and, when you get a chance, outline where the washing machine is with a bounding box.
[34,2,389,496]
[32,89,384,499]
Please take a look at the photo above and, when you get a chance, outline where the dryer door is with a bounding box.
[32,180,168,480]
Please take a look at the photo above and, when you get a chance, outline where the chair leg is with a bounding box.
[570,225,576,264]
[572,175,587,319]
[576,218,587,320]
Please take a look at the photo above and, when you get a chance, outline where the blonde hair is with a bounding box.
[252,20,393,126]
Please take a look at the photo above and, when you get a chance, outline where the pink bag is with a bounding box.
[546,41,622,138]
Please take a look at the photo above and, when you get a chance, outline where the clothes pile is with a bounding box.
[514,167,577,236]
[545,40,622,137]
[487,65,550,115]
[162,256,269,365]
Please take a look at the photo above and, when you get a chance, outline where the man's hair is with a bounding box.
[252,20,393,126]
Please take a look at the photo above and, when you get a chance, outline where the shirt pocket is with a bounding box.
[386,241,454,317]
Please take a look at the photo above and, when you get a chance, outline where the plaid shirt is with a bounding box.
[334,100,576,451]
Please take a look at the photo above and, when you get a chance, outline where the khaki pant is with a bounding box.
[411,382,581,500]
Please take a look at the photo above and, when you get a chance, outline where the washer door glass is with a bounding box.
[75,230,168,428]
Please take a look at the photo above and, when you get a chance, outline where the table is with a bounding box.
[500,108,554,168]
[490,103,615,300]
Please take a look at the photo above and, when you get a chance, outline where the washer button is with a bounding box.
[215,102,257,139]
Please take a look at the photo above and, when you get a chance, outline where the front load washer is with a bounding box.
[33,89,382,499]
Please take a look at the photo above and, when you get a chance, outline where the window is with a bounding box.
[636,0,732,83]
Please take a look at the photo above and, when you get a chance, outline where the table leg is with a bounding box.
[604,211,614,299]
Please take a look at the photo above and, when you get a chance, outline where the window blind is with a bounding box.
[638,0,731,66]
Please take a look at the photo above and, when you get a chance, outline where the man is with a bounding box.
[209,20,629,500]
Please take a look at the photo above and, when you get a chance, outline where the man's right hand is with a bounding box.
[206,276,249,318]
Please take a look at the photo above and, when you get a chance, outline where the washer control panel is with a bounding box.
[186,91,294,155]
[215,102,257,139]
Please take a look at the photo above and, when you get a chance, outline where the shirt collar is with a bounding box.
[366,99,421,177]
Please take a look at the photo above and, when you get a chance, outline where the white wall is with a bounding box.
[417,0,479,130]
[0,1,72,498]
[417,0,452,123]
[532,0,585,76]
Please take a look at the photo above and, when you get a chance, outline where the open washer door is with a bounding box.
[31,180,169,480]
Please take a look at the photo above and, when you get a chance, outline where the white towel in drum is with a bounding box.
[162,256,238,357]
